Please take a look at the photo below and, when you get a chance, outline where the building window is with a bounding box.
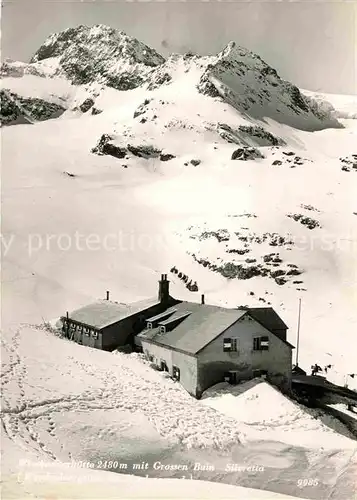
[92,330,98,339]
[160,360,168,372]
[253,336,270,351]
[78,325,83,334]
[147,322,153,329]
[159,325,166,334]
[172,366,180,381]
[223,337,238,352]
[223,338,232,351]
[84,327,90,336]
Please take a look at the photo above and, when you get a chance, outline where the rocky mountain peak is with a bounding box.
[30,24,166,90]
[196,41,340,131]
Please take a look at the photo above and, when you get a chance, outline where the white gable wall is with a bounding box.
[197,315,292,394]
[140,340,199,397]
[141,315,292,399]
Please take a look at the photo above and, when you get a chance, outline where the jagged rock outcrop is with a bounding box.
[91,135,172,161]
[340,154,357,173]
[0,60,45,78]
[0,89,66,126]
[231,147,264,161]
[197,41,342,131]
[127,144,161,158]
[91,134,127,158]
[218,123,284,147]
[79,98,95,113]
[30,24,165,90]
[160,153,176,162]
[287,213,321,230]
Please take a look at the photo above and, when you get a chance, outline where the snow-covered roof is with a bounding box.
[139,302,294,354]
[247,307,288,331]
[68,297,160,329]
[140,302,246,354]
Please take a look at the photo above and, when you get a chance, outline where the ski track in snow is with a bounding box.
[1,325,244,453]
[1,324,357,500]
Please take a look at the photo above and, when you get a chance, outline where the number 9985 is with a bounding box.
[297,478,319,487]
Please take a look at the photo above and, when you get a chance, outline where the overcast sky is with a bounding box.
[1,0,356,94]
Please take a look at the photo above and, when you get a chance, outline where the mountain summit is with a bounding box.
[30,24,165,90]
[2,24,341,131]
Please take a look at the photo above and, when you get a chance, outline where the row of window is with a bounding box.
[62,320,99,339]
[144,352,180,381]
[223,336,269,352]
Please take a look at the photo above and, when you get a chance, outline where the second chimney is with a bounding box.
[201,294,205,305]
[158,274,170,304]
[106,291,110,301]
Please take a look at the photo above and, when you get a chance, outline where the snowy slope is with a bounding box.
[2,51,356,384]
[1,325,356,500]
[202,380,357,449]
[2,24,357,500]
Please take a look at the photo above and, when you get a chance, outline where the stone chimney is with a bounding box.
[201,294,205,305]
[106,291,110,301]
[158,274,170,304]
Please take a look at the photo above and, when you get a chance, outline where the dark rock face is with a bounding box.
[340,155,357,173]
[79,98,95,113]
[275,277,287,286]
[105,73,144,91]
[287,213,321,230]
[190,159,201,166]
[301,204,320,212]
[147,72,172,91]
[127,144,161,158]
[197,75,221,98]
[237,125,282,146]
[160,153,176,162]
[133,99,151,119]
[192,250,304,286]
[0,89,66,126]
[91,134,127,158]
[92,136,171,161]
[231,147,264,161]
[270,150,311,168]
[188,224,304,286]
[289,86,309,113]
[196,230,230,242]
[91,107,102,115]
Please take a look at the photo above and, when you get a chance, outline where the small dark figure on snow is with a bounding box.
[178,272,182,279]
[311,364,322,376]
